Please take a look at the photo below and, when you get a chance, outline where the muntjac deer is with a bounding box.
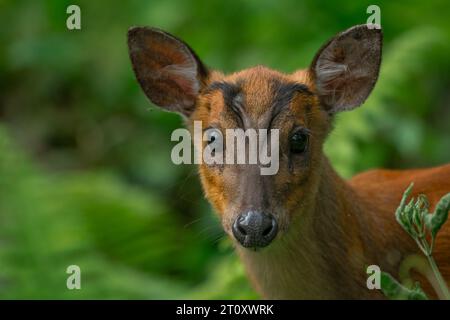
[127,24,450,299]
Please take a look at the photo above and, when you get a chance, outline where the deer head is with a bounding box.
[127,24,382,250]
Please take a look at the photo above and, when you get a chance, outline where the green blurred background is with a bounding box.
[0,0,449,299]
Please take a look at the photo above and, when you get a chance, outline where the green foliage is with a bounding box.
[426,194,450,239]
[0,126,188,298]
[381,272,428,300]
[395,183,450,256]
[381,184,450,300]
[0,0,450,299]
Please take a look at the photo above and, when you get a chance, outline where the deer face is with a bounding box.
[128,25,382,250]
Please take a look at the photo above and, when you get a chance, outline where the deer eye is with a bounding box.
[290,131,309,154]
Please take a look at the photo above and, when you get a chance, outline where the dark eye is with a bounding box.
[290,131,309,154]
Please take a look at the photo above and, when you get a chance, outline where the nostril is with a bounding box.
[237,224,247,236]
[262,224,273,236]
[262,216,277,239]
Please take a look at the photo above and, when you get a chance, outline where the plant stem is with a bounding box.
[426,254,450,300]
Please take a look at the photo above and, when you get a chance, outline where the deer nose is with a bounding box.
[232,211,278,248]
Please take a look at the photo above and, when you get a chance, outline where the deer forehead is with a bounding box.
[196,67,314,127]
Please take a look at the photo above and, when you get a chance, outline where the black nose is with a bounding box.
[232,211,278,248]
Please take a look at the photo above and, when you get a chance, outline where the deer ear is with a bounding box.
[310,24,382,113]
[127,27,208,118]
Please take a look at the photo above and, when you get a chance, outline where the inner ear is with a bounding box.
[310,24,382,113]
[127,27,208,118]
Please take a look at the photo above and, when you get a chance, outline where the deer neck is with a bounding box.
[236,156,374,299]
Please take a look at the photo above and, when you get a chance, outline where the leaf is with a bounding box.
[395,183,415,233]
[381,272,428,300]
[413,206,421,227]
[397,183,414,214]
[410,282,430,300]
[426,193,450,238]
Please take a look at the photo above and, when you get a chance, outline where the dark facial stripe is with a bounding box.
[271,80,312,113]
[269,80,312,128]
[206,81,240,106]
[206,81,244,127]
